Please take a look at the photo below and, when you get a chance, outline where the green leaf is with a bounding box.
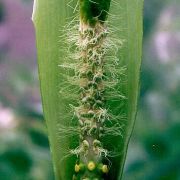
[32,0,143,179]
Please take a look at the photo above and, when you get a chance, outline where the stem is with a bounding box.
[73,1,111,179]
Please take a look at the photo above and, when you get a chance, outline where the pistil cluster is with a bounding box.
[73,23,109,180]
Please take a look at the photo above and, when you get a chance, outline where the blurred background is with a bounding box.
[0,0,179,179]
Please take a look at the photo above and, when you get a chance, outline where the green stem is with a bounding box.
[73,1,112,179]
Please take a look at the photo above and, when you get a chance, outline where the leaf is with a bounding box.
[32,0,143,179]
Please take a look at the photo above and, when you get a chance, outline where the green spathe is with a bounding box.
[32,0,143,179]
[80,0,111,25]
